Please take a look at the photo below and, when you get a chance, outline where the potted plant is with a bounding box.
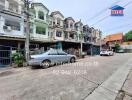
[12,51,24,67]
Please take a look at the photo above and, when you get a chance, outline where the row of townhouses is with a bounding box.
[0,0,102,58]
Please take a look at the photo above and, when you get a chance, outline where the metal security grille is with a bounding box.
[0,45,13,67]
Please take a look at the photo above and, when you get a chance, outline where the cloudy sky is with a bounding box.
[35,0,132,36]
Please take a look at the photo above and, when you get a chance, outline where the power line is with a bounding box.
[91,0,132,26]
[105,22,132,33]
[91,15,109,26]
[87,0,123,21]
[123,0,132,7]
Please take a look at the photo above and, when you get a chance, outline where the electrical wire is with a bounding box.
[105,23,132,33]
[87,0,123,21]
[91,0,132,26]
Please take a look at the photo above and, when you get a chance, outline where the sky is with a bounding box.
[34,0,132,37]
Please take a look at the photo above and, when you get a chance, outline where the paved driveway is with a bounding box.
[0,53,132,100]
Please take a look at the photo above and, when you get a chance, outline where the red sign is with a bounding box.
[111,10,123,15]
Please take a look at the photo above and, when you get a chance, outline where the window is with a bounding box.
[66,24,68,28]
[56,31,62,37]
[38,11,44,20]
[5,20,20,31]
[48,50,58,55]
[70,23,73,28]
[57,18,61,25]
[53,21,55,25]
[64,32,68,39]
[9,2,18,13]
[36,26,46,35]
[58,50,67,55]
[69,34,74,39]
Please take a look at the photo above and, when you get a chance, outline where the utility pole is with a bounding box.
[80,41,83,57]
[24,0,30,64]
[99,30,102,52]
[90,28,94,56]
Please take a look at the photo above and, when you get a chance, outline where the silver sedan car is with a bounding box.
[29,48,76,68]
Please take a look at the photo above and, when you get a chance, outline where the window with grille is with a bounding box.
[36,26,46,35]
[56,31,62,37]
[5,19,20,31]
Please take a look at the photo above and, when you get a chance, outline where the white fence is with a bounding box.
[121,45,132,49]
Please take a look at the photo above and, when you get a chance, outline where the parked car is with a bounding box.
[100,50,114,56]
[116,49,125,53]
[29,48,77,68]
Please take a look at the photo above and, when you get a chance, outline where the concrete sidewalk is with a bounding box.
[84,58,132,100]
[122,69,132,100]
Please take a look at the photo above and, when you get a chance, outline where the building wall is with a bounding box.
[30,4,49,42]
[75,22,83,41]
[64,18,77,42]
[0,1,25,38]
[50,12,64,41]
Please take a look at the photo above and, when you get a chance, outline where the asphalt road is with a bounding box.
[0,53,132,100]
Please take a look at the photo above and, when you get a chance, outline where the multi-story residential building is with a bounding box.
[49,11,64,41]
[75,20,84,42]
[95,29,102,43]
[64,17,77,42]
[0,0,25,48]
[83,25,92,43]
[29,3,49,42]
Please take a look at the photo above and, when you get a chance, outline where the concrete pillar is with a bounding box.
[18,3,22,14]
[68,32,70,40]
[5,0,9,10]
[36,10,38,19]
[33,24,36,36]
[68,21,70,29]
[55,19,57,25]
[20,15,24,36]
[0,16,5,34]
[80,42,83,57]
[18,42,21,50]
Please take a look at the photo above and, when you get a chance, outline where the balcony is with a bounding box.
[5,0,22,14]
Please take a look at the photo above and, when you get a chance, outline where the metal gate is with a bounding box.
[0,45,14,67]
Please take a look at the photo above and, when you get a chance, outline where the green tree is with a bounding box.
[125,30,132,41]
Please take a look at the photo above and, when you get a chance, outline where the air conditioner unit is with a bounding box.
[3,26,12,31]
[7,26,12,31]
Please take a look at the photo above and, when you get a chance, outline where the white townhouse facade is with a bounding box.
[49,11,65,41]
[64,17,77,42]
[0,1,103,57]
[83,25,92,43]
[29,3,50,42]
[0,0,25,42]
[75,20,84,42]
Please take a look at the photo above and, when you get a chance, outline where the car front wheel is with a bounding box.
[41,60,51,69]
[70,57,76,63]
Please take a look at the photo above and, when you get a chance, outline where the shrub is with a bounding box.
[12,52,24,67]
